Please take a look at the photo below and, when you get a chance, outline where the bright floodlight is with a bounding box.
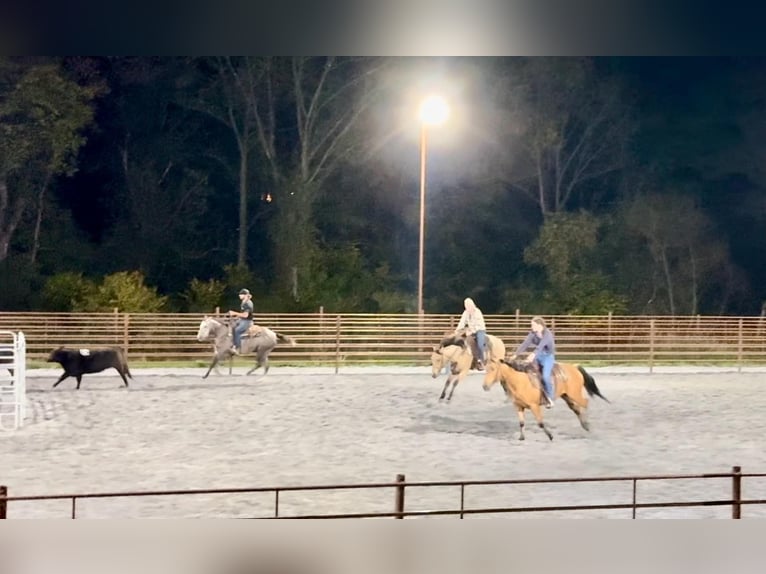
[418,95,450,126]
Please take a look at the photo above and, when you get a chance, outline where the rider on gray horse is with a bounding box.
[228,288,254,355]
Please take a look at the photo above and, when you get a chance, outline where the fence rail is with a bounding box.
[1,466,761,519]
[1,312,766,368]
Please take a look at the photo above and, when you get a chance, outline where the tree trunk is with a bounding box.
[238,146,248,267]
[0,181,27,262]
[660,248,675,315]
[689,246,698,315]
[270,178,317,298]
[30,174,52,264]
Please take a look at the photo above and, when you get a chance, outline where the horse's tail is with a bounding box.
[578,366,609,403]
[276,333,297,347]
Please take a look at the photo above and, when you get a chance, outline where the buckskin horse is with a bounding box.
[439,327,506,371]
[430,337,510,402]
[482,356,609,440]
[196,317,296,379]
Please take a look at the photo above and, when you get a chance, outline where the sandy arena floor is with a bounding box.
[2,365,766,518]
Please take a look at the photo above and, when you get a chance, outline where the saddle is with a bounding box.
[439,330,489,371]
[506,356,568,406]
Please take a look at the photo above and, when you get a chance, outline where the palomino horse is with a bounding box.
[196,317,296,379]
[430,337,509,402]
[482,358,609,441]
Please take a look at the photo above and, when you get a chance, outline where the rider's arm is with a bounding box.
[514,332,534,356]
[455,311,468,332]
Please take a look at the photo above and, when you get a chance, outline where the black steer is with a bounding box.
[47,346,132,390]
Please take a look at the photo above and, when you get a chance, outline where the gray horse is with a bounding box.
[196,316,296,379]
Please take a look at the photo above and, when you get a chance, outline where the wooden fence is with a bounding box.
[1,311,766,368]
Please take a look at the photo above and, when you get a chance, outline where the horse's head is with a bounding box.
[196,316,218,342]
[430,346,446,378]
[482,359,502,391]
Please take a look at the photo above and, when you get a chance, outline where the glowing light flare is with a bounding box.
[418,95,450,126]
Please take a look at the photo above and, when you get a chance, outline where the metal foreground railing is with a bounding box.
[1,466,763,519]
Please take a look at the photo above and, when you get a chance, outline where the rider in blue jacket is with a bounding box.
[515,316,556,408]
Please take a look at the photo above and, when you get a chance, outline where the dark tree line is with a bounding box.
[0,56,763,315]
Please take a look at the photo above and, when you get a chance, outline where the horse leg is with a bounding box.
[75,374,83,390]
[261,354,270,375]
[562,394,589,431]
[516,407,526,441]
[203,355,221,379]
[447,380,457,401]
[246,349,268,376]
[439,377,451,400]
[447,370,467,401]
[210,344,222,375]
[245,357,261,376]
[246,358,268,376]
[529,403,553,441]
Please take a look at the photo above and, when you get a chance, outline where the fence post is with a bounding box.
[649,319,655,374]
[334,315,341,375]
[732,465,742,519]
[0,485,7,519]
[607,312,612,352]
[394,474,405,519]
[737,318,744,373]
[123,314,130,355]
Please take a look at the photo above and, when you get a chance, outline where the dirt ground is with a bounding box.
[2,366,765,518]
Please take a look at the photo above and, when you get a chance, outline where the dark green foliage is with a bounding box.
[41,272,97,311]
[40,271,166,312]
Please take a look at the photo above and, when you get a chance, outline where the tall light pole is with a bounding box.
[417,95,450,315]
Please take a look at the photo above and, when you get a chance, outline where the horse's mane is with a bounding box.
[503,355,534,373]
[439,335,466,349]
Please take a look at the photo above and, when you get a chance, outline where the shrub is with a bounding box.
[79,271,167,312]
[41,272,98,311]
[181,277,227,313]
